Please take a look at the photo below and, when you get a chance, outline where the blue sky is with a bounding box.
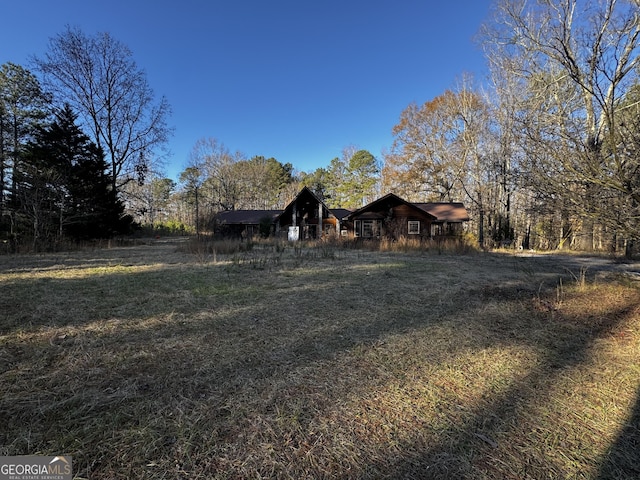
[1,1,491,181]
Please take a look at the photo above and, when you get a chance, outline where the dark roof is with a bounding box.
[211,192,469,226]
[214,210,281,225]
[329,208,354,220]
[345,193,437,221]
[414,202,470,222]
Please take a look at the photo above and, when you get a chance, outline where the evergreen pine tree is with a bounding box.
[22,104,131,242]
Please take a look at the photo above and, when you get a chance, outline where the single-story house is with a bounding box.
[213,209,281,238]
[212,188,469,240]
[345,194,469,239]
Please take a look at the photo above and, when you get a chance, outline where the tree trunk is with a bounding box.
[625,238,635,259]
[194,185,199,239]
[478,206,485,248]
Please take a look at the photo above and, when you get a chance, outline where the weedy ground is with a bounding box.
[0,238,638,479]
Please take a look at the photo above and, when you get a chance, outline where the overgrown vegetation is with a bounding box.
[137,221,194,237]
[1,238,638,479]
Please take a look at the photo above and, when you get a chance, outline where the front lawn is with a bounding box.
[1,239,638,479]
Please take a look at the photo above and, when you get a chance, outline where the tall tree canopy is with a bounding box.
[483,0,640,249]
[186,137,243,213]
[383,91,465,203]
[34,26,172,194]
[0,63,49,215]
[383,84,495,245]
[235,156,294,209]
[305,146,379,209]
[339,149,379,209]
[181,139,295,228]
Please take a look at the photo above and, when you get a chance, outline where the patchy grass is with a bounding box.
[0,238,639,479]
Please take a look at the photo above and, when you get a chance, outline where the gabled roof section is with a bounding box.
[214,210,281,225]
[415,202,470,222]
[277,186,336,221]
[345,193,437,221]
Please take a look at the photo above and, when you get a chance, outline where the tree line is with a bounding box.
[0,26,170,251]
[0,63,133,251]
[0,25,380,248]
[484,0,640,254]
[168,0,640,255]
[3,1,639,255]
[386,0,640,254]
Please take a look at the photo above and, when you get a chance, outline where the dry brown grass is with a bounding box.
[0,238,638,479]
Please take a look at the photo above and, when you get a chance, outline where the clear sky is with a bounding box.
[1,1,491,181]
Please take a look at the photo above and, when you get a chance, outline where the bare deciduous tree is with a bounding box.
[34,26,172,195]
[482,0,640,251]
[187,137,243,213]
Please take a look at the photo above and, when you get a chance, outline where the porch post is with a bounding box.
[292,202,297,227]
[318,203,323,239]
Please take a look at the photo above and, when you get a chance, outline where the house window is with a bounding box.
[362,220,375,237]
[354,219,380,238]
[408,220,420,235]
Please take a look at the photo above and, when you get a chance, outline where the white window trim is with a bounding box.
[408,220,420,235]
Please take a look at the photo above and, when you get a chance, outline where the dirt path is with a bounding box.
[514,251,640,281]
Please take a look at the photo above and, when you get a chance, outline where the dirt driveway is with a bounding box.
[515,251,640,281]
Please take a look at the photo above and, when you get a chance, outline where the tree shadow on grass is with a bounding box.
[371,284,640,479]
[597,388,640,479]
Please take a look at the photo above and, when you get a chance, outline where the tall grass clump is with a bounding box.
[376,233,478,254]
[378,236,423,252]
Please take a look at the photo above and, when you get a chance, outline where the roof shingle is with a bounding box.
[414,202,470,222]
